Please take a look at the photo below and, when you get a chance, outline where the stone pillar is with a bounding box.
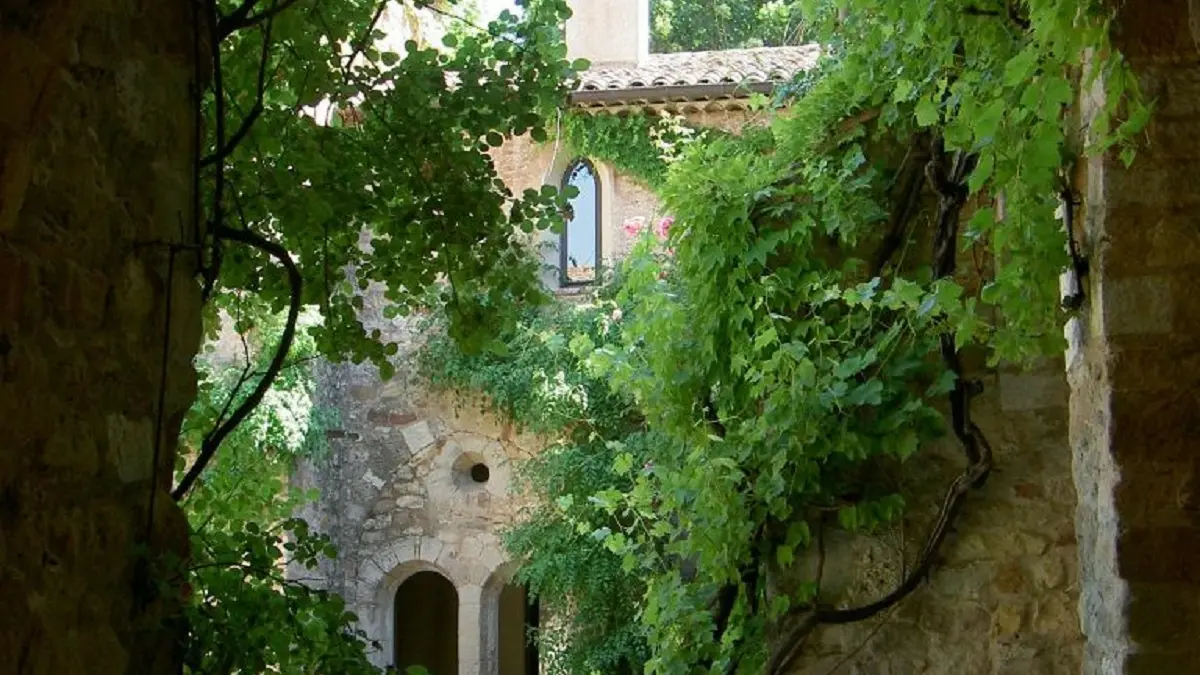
[460,584,485,675]
[0,2,202,674]
[1071,1,1200,672]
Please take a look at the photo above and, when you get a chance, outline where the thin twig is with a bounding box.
[201,15,275,169]
[218,0,304,40]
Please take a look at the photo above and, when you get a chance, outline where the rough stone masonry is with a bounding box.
[0,3,202,674]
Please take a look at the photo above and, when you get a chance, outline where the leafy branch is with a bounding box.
[175,223,303,501]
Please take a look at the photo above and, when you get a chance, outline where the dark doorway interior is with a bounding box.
[498,583,540,675]
[394,571,459,675]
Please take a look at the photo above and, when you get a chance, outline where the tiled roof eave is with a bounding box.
[567,80,778,107]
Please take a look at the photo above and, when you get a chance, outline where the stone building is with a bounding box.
[293,2,821,673]
[291,2,1200,675]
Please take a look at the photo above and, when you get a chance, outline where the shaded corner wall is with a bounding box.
[1071,2,1200,672]
[0,4,201,674]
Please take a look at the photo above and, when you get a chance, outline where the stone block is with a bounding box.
[1103,276,1174,335]
[362,469,385,490]
[1123,649,1200,675]
[395,495,423,509]
[1114,460,1200,528]
[1029,555,1065,591]
[106,413,153,483]
[1125,582,1200,651]
[991,603,1024,637]
[1141,66,1200,119]
[1111,393,1200,463]
[1112,0,1195,63]
[999,372,1068,412]
[400,419,436,455]
[1109,336,1200,393]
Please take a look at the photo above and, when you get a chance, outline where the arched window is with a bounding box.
[560,158,601,285]
[394,571,458,674]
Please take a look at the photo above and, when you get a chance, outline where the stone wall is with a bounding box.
[297,107,758,673]
[789,361,1083,674]
[1070,2,1200,672]
[0,4,201,675]
[292,283,546,671]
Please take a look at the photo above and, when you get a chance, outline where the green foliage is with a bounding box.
[561,113,669,188]
[192,0,1155,672]
[419,296,651,674]
[207,0,582,373]
[556,1,1153,673]
[181,1,584,669]
[650,0,808,52]
[178,306,377,673]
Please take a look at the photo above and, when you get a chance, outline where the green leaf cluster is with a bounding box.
[650,0,809,52]
[207,0,582,376]
[561,112,674,189]
[181,0,586,666]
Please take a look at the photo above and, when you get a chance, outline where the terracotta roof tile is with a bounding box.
[574,44,821,93]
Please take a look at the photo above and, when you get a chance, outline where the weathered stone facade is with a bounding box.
[297,104,765,673]
[0,3,202,674]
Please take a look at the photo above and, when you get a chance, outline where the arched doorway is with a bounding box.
[498,583,539,675]
[394,570,458,674]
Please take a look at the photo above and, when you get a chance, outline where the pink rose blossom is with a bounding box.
[654,216,674,239]
[622,217,646,238]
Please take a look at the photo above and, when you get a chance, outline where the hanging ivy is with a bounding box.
[561,111,703,188]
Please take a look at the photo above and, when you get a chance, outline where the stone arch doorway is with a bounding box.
[497,583,539,675]
[394,570,459,674]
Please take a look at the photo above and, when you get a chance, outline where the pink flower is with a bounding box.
[654,216,674,239]
[611,308,623,322]
[622,217,646,238]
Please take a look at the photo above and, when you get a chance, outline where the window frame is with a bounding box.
[559,157,602,287]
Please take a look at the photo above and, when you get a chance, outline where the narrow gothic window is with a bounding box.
[560,159,601,285]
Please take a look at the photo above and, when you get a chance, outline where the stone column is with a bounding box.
[1071,1,1200,672]
[459,584,485,675]
[0,1,202,674]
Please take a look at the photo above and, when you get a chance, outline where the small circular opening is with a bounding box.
[469,463,491,484]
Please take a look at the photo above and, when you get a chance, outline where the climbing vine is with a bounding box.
[556,1,1152,674]
[561,111,705,188]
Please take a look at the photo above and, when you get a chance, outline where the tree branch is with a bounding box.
[802,141,991,628]
[217,0,304,40]
[173,223,303,501]
[201,16,275,171]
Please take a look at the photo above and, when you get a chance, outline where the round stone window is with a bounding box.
[450,450,496,490]
[469,462,490,484]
